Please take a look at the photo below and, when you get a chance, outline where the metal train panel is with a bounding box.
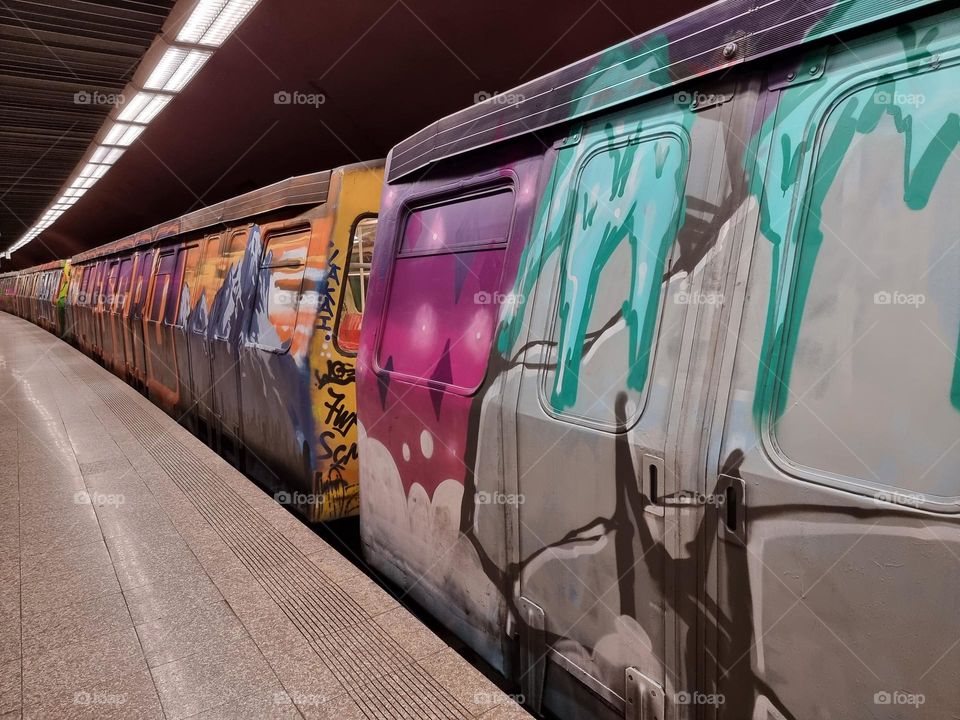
[358,3,960,719]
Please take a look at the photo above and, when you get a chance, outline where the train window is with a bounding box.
[335,216,378,354]
[102,262,120,311]
[79,266,93,305]
[147,252,176,323]
[400,192,512,254]
[248,227,310,352]
[68,266,83,304]
[180,242,202,329]
[164,248,188,326]
[130,252,151,317]
[542,133,686,429]
[92,263,107,308]
[377,188,514,392]
[769,70,960,505]
[115,258,134,315]
[212,228,248,340]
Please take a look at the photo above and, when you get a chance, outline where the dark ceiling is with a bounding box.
[2,0,705,271]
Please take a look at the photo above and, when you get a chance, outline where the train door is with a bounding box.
[126,251,153,389]
[186,233,222,439]
[90,261,108,359]
[101,260,122,369]
[64,265,83,344]
[111,257,135,377]
[173,240,202,424]
[208,226,250,466]
[512,92,731,716]
[709,23,960,719]
[144,249,181,410]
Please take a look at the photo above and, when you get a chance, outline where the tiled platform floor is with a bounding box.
[0,313,529,720]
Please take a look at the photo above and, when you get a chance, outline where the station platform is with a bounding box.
[0,313,530,720]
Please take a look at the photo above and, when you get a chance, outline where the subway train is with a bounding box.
[4,0,960,718]
[1,162,383,522]
[354,1,960,719]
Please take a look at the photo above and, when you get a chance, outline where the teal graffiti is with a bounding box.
[551,134,685,410]
[497,35,694,413]
[751,31,960,423]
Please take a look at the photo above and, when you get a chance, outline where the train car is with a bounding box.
[6,161,383,522]
[0,271,19,316]
[357,1,960,718]
[4,260,68,333]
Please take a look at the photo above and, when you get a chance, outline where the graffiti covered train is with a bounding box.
[0,162,383,522]
[3,0,960,717]
[355,1,960,719]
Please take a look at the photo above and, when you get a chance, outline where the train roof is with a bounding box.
[0,259,65,278]
[71,169,335,265]
[387,0,941,181]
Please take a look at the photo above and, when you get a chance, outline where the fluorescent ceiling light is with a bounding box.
[177,0,259,46]
[117,91,173,124]
[90,146,125,164]
[102,123,146,147]
[144,47,212,92]
[78,163,109,180]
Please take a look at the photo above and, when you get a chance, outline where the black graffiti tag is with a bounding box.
[322,387,356,438]
[314,359,356,391]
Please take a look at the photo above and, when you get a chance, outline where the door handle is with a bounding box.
[717,475,746,545]
[642,454,665,517]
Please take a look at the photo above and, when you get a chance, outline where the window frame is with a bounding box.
[244,224,312,354]
[212,227,249,341]
[113,257,135,316]
[145,249,176,325]
[332,213,378,357]
[756,59,960,513]
[373,179,517,394]
[538,129,688,434]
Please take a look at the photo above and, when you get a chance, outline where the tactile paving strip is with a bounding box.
[66,361,473,720]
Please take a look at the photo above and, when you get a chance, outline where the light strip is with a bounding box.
[177,0,260,46]
[102,123,146,147]
[144,47,212,92]
[117,91,173,124]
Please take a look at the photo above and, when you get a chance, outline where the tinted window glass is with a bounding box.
[400,190,512,254]
[543,134,685,427]
[148,252,176,322]
[771,71,960,503]
[336,217,377,353]
[378,190,514,391]
[249,228,309,351]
